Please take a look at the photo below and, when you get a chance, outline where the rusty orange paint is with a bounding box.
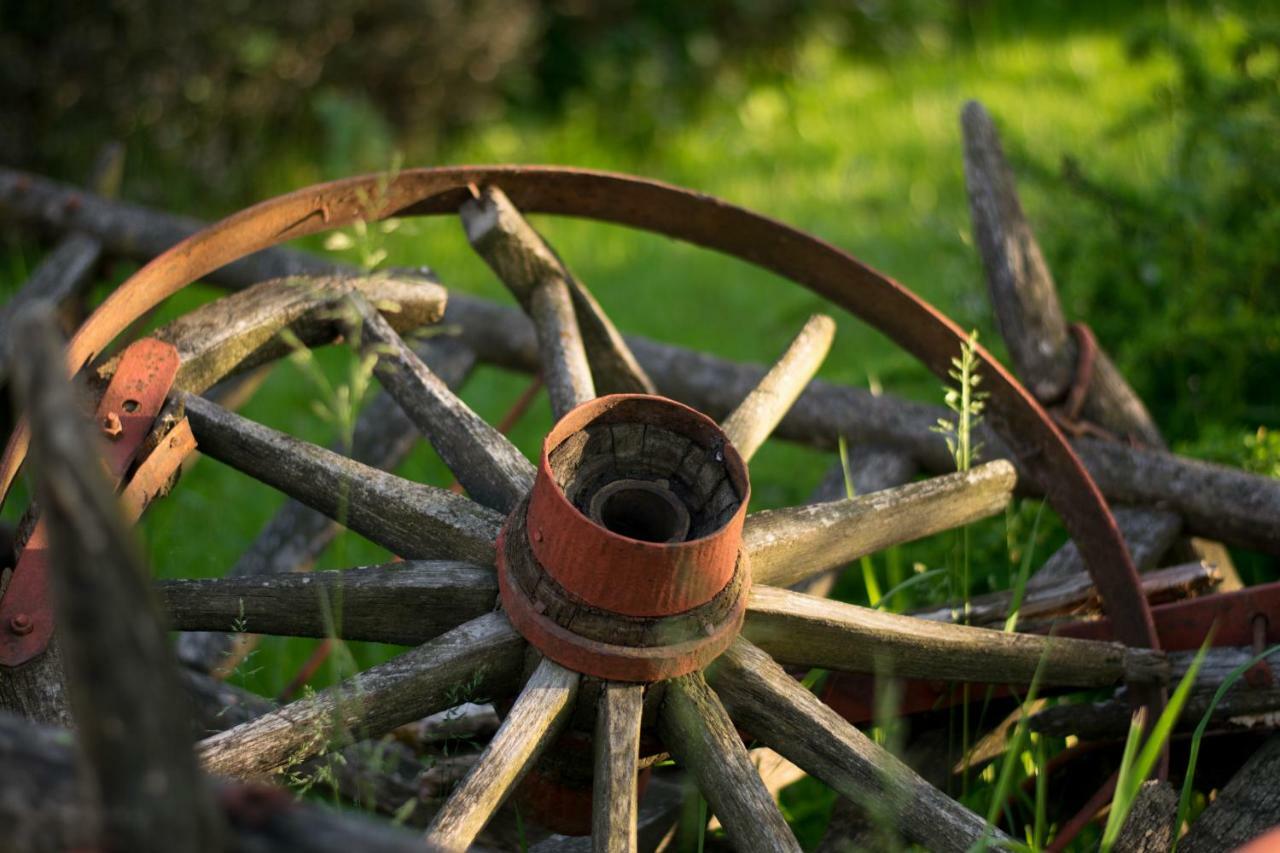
[525,394,748,617]
[0,338,179,666]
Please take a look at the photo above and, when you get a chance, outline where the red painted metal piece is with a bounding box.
[499,394,751,681]
[0,166,1157,675]
[525,395,748,617]
[0,338,179,666]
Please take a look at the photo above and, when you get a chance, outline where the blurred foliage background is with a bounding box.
[2,0,1280,847]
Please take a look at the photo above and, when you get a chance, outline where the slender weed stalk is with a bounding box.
[838,435,882,607]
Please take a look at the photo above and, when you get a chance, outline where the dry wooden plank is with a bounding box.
[0,710,433,853]
[593,682,644,853]
[1181,735,1280,853]
[460,185,654,397]
[913,560,1220,627]
[346,294,533,512]
[721,314,835,461]
[159,561,497,645]
[743,585,1168,688]
[425,657,579,852]
[176,335,475,674]
[197,611,526,778]
[181,393,502,565]
[102,273,447,395]
[10,304,225,851]
[657,671,800,853]
[709,639,999,853]
[745,461,1016,588]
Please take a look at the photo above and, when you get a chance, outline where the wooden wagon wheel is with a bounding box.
[0,169,1169,852]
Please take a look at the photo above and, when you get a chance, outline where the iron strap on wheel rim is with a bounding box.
[0,166,1160,666]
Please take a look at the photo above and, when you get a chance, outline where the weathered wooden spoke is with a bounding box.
[102,272,447,396]
[182,392,502,563]
[425,657,580,852]
[708,639,999,853]
[745,459,1017,588]
[721,313,835,462]
[197,612,526,778]
[11,305,225,850]
[658,671,801,853]
[593,682,644,853]
[158,561,495,645]
[744,585,1168,687]
[346,292,534,511]
[461,185,654,400]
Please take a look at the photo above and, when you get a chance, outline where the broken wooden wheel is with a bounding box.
[0,169,1170,852]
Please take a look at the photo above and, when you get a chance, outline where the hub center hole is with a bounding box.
[591,480,691,543]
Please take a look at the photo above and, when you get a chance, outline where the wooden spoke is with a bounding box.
[197,611,525,778]
[708,639,999,853]
[11,305,225,850]
[0,712,432,852]
[461,185,655,398]
[182,393,502,564]
[721,314,835,461]
[593,682,644,853]
[744,585,1168,688]
[425,657,580,852]
[176,335,476,674]
[529,272,596,417]
[745,460,1016,588]
[159,561,496,645]
[346,293,533,511]
[101,273,447,396]
[657,672,800,853]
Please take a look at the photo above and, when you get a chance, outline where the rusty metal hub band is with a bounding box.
[498,395,750,681]
[0,165,1158,665]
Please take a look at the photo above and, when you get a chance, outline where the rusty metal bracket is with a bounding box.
[0,338,179,666]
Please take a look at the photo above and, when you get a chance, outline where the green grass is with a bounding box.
[2,2,1275,847]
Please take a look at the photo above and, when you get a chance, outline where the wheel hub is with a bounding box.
[497,394,752,681]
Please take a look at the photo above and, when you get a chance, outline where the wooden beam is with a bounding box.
[181,393,502,565]
[721,314,834,462]
[743,586,1168,688]
[10,304,225,851]
[1180,735,1280,853]
[593,683,644,853]
[745,461,1016,588]
[425,658,579,852]
[708,639,1000,853]
[658,671,800,853]
[197,612,526,778]
[158,561,497,645]
[346,293,533,512]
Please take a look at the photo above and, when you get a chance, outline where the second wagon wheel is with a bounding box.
[0,168,1166,851]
